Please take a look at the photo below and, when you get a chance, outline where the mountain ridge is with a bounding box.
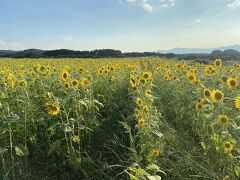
[157,44,240,54]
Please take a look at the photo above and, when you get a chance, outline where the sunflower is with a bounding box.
[130,78,136,88]
[218,114,229,124]
[104,70,108,74]
[135,108,140,116]
[145,89,151,98]
[140,78,146,86]
[224,141,233,152]
[110,66,114,71]
[137,118,146,128]
[143,72,152,79]
[189,69,196,74]
[136,97,143,106]
[235,96,240,109]
[165,75,171,80]
[195,79,201,85]
[204,66,211,75]
[34,65,40,72]
[98,68,103,74]
[203,88,211,99]
[175,63,181,69]
[79,66,84,73]
[173,76,178,80]
[213,58,222,67]
[187,73,197,82]
[132,86,137,91]
[151,148,160,157]
[196,102,204,110]
[7,72,14,81]
[211,89,224,102]
[64,82,70,89]
[18,80,27,88]
[81,77,89,87]
[128,165,138,176]
[115,64,120,70]
[44,92,54,101]
[72,135,80,143]
[142,105,149,114]
[61,69,69,80]
[72,79,79,87]
[111,76,116,83]
[46,102,60,116]
[226,77,237,88]
[8,79,15,89]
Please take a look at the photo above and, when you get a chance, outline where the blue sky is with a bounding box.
[0,0,240,51]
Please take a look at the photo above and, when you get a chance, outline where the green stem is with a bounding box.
[8,123,15,179]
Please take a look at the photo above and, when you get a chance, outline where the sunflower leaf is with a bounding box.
[15,146,29,156]
[48,140,61,156]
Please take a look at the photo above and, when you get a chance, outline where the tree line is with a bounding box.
[0,48,240,61]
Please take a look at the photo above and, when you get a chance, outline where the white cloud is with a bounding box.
[159,0,175,8]
[194,19,202,23]
[61,35,73,42]
[0,40,25,50]
[121,0,175,12]
[122,0,153,12]
[227,0,240,8]
[142,3,153,12]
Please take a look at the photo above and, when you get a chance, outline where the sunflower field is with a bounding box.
[0,57,239,180]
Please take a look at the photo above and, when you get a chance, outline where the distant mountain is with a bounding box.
[0,50,17,53]
[157,45,240,54]
[19,49,45,57]
[0,50,18,56]
[0,49,124,58]
[0,49,45,57]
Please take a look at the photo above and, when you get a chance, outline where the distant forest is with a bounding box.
[0,48,240,62]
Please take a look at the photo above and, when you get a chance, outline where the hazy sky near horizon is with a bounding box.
[0,0,240,52]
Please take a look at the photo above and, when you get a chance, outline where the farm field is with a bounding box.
[0,57,239,179]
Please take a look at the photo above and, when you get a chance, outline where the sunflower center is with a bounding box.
[230,80,236,86]
[225,143,230,149]
[215,93,222,100]
[63,73,67,79]
[140,79,146,84]
[189,76,194,80]
[143,73,150,79]
[197,104,203,109]
[216,61,220,66]
[50,105,57,112]
[221,117,227,123]
[65,84,69,88]
[19,82,25,86]
[73,81,78,86]
[204,90,210,97]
